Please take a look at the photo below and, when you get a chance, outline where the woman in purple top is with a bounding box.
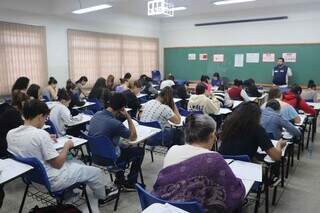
[211,72,223,87]
[152,114,245,212]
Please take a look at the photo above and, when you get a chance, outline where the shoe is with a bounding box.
[121,181,136,192]
[98,186,119,207]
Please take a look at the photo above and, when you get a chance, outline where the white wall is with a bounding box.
[0,8,161,87]
[159,4,320,73]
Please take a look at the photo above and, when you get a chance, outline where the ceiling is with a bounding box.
[0,0,319,20]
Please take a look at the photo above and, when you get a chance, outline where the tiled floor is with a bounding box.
[1,128,320,213]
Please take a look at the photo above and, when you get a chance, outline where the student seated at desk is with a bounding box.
[262,87,301,124]
[200,75,212,94]
[153,114,245,212]
[243,79,262,97]
[27,84,41,100]
[228,79,251,102]
[219,102,286,161]
[123,72,132,81]
[160,74,175,90]
[283,85,316,116]
[187,83,220,114]
[75,76,88,98]
[172,82,190,109]
[115,78,129,93]
[66,80,85,110]
[49,89,79,137]
[89,77,108,105]
[139,87,184,147]
[301,80,319,103]
[123,80,142,117]
[43,77,58,101]
[11,76,30,94]
[212,85,233,108]
[106,75,115,91]
[211,72,223,87]
[7,100,117,207]
[261,100,301,140]
[89,93,144,190]
[138,74,158,95]
[0,91,29,158]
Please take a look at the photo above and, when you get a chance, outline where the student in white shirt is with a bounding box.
[187,83,220,114]
[160,75,175,90]
[49,89,77,137]
[7,100,118,208]
[139,87,183,147]
[301,80,319,102]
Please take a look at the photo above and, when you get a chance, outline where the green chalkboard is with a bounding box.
[164,44,320,85]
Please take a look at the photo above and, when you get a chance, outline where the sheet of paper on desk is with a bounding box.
[123,120,139,128]
[229,160,262,182]
[224,159,233,164]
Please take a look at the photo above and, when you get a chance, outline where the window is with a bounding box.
[68,29,159,87]
[0,21,47,95]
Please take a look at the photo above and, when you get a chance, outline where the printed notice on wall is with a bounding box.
[213,54,224,63]
[199,53,208,61]
[234,54,244,67]
[188,53,196,61]
[282,53,297,63]
[262,53,275,62]
[246,53,260,63]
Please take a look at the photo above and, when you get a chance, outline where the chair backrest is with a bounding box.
[87,98,103,113]
[175,80,187,86]
[151,70,161,82]
[45,119,58,137]
[12,156,52,192]
[42,95,50,102]
[136,184,204,213]
[86,135,118,161]
[223,155,250,162]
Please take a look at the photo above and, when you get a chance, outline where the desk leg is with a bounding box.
[265,165,270,213]
[281,157,285,187]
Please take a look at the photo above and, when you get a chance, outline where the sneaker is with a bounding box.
[121,181,136,192]
[98,186,119,207]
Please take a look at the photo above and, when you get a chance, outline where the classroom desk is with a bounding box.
[53,135,88,150]
[232,101,243,109]
[307,102,320,110]
[217,108,232,115]
[46,101,59,109]
[65,114,92,127]
[72,101,96,110]
[168,116,186,127]
[228,160,262,182]
[141,98,182,107]
[122,121,161,145]
[0,159,33,185]
[137,94,148,99]
[295,114,307,126]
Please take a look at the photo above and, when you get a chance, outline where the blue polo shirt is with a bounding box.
[89,110,130,156]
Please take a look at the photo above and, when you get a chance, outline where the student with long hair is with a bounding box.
[139,87,183,147]
[27,84,41,100]
[0,91,29,158]
[106,75,115,91]
[211,72,223,87]
[283,84,316,116]
[123,73,132,81]
[43,77,58,101]
[301,80,319,102]
[200,75,212,93]
[75,76,88,97]
[66,80,85,110]
[123,81,142,116]
[219,102,286,161]
[153,114,245,212]
[243,78,262,97]
[11,77,30,94]
[89,77,107,101]
[138,74,158,95]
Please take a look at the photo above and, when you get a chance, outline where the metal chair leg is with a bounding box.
[254,185,261,213]
[19,184,29,213]
[83,186,92,213]
[150,151,154,162]
[139,168,145,187]
[272,186,278,205]
[114,191,121,211]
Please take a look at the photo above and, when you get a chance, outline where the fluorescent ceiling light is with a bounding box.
[213,0,256,6]
[72,4,112,14]
[171,6,187,11]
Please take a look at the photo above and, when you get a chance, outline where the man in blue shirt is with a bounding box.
[89,92,144,191]
[261,100,301,140]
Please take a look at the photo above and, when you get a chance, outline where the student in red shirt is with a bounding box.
[282,85,316,116]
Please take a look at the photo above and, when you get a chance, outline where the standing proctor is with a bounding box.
[272,57,292,91]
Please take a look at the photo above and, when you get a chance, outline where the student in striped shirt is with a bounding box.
[212,85,233,108]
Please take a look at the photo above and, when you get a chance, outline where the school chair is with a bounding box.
[87,98,103,113]
[175,80,187,86]
[42,95,50,102]
[136,120,163,162]
[86,135,145,211]
[135,184,204,213]
[45,119,58,137]
[151,70,161,84]
[223,155,261,213]
[13,156,92,213]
